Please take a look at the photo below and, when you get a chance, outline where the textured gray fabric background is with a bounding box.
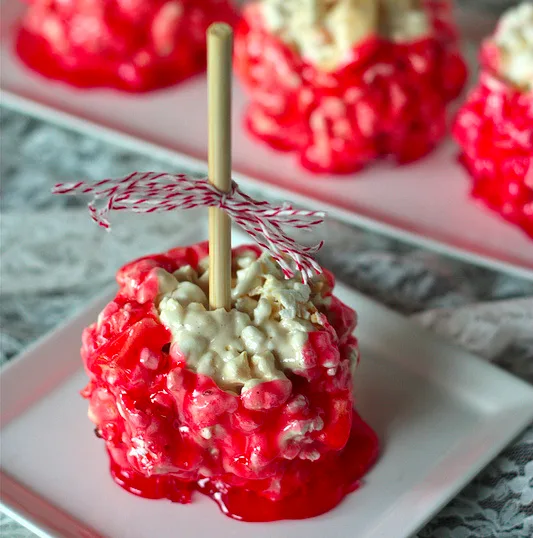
[1,2,532,533]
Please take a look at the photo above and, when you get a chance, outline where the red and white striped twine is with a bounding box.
[53,172,325,282]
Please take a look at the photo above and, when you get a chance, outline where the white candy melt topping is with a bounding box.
[493,2,533,91]
[157,251,331,394]
[260,0,430,70]
[386,7,430,43]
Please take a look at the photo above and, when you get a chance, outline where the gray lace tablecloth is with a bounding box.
[1,105,532,538]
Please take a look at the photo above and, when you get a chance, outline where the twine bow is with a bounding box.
[53,172,325,282]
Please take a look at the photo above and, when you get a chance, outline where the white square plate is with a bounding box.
[2,229,533,538]
[1,2,532,280]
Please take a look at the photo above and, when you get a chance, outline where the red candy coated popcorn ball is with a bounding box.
[234,0,467,174]
[16,0,238,92]
[453,3,533,238]
[453,76,533,238]
[81,242,378,521]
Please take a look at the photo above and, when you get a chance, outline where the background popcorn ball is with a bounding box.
[234,0,467,174]
[17,0,238,92]
[453,3,533,238]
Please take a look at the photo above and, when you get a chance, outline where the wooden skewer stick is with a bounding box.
[208,23,233,311]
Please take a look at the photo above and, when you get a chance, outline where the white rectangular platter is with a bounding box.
[1,2,532,281]
[2,229,533,538]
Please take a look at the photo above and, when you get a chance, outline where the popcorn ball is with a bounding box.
[16,0,238,92]
[453,2,533,238]
[81,242,378,521]
[234,0,467,174]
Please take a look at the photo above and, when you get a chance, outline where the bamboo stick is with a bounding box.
[207,23,233,311]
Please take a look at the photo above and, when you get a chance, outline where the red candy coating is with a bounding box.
[234,2,467,174]
[16,0,238,92]
[453,65,533,237]
[81,242,379,521]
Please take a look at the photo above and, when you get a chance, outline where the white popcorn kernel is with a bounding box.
[235,251,259,269]
[222,352,253,387]
[299,449,321,461]
[200,427,213,440]
[140,348,161,370]
[250,352,282,380]
[253,298,272,325]
[171,282,207,307]
[158,298,185,327]
[286,395,309,413]
[235,296,258,315]
[173,265,198,283]
[280,416,324,446]
[195,352,217,377]
[156,269,178,296]
[241,326,267,354]
[177,333,209,357]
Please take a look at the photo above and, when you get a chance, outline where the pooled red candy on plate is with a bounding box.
[81,241,379,521]
[234,0,467,174]
[16,0,238,92]
[453,2,533,238]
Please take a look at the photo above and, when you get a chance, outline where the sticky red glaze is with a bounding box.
[16,0,238,92]
[110,411,378,521]
[453,70,533,238]
[233,2,467,174]
[82,242,379,521]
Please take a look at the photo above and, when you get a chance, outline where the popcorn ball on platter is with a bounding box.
[80,242,378,521]
[16,0,238,92]
[453,2,533,238]
[234,0,467,174]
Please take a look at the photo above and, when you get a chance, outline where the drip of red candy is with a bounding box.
[81,242,379,521]
[453,52,533,238]
[110,413,377,521]
[16,0,238,92]
[234,1,467,174]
